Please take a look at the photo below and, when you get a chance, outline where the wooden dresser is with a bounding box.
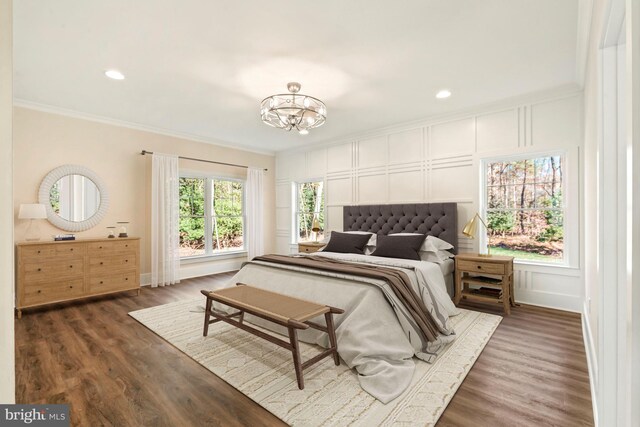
[16,237,140,318]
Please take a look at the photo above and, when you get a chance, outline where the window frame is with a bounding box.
[179,171,247,260]
[480,150,569,267]
[292,179,326,244]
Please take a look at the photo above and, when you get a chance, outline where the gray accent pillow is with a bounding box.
[371,234,426,261]
[322,231,372,255]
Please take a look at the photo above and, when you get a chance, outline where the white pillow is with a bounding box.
[426,235,454,251]
[420,249,454,263]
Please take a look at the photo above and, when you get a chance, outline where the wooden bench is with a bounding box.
[200,283,344,390]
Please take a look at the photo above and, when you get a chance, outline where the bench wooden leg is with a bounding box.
[203,297,212,337]
[288,326,304,389]
[324,312,340,366]
[238,311,245,325]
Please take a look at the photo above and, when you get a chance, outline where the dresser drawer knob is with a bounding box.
[69,265,73,268]
[125,278,128,281]
[37,268,42,272]
[477,266,482,269]
[70,248,74,251]
[125,260,129,263]
[99,246,103,249]
[69,285,73,289]
[100,262,104,265]
[37,250,41,254]
[37,290,41,294]
[100,281,104,284]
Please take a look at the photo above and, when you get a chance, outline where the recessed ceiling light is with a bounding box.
[298,129,309,135]
[105,70,125,80]
[436,89,451,99]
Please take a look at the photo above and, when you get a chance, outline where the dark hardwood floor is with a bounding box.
[15,273,593,427]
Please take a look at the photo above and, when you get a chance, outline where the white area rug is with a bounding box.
[129,299,501,426]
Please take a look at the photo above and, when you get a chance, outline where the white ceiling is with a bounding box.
[14,0,580,153]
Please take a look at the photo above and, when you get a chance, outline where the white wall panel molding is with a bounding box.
[357,135,388,168]
[277,89,582,157]
[274,92,585,313]
[430,154,474,169]
[326,142,354,174]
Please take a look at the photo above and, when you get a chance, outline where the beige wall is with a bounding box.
[13,107,275,281]
[0,0,15,404]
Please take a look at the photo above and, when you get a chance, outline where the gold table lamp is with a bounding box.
[311,217,321,243]
[462,213,492,257]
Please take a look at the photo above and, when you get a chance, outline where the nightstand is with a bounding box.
[297,242,326,254]
[454,253,515,315]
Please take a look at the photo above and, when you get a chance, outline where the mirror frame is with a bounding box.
[38,164,110,232]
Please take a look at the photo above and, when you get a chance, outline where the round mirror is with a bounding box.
[39,165,109,232]
[49,174,101,222]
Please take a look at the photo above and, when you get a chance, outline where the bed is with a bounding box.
[216,203,460,403]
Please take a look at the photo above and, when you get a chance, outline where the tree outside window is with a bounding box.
[179,176,244,258]
[485,155,564,262]
[295,181,325,243]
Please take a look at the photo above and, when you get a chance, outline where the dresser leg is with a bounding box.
[16,309,22,319]
[136,288,141,296]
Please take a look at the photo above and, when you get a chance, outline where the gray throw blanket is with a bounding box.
[252,254,449,344]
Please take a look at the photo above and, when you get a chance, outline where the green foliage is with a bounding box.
[178,178,244,254]
[297,182,324,241]
[487,211,515,234]
[49,182,61,214]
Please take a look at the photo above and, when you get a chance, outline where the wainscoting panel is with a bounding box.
[388,169,424,202]
[275,91,583,312]
[530,96,581,149]
[275,182,290,208]
[430,117,475,157]
[306,148,327,178]
[326,176,353,206]
[357,173,388,204]
[388,128,423,164]
[476,109,519,152]
[358,136,388,168]
[327,143,353,173]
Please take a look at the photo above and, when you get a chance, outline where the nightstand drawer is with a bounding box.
[457,260,505,275]
[298,244,324,254]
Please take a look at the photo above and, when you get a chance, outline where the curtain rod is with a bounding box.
[140,150,268,171]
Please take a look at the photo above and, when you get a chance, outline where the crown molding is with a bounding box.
[277,84,583,155]
[12,99,275,156]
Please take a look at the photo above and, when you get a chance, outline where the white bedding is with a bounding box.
[215,252,460,403]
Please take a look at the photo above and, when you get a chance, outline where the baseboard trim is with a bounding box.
[582,301,599,426]
[139,260,243,287]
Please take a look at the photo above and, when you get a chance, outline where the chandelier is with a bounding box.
[260,82,326,135]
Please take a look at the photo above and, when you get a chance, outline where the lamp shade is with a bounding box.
[462,214,479,238]
[311,217,321,233]
[18,204,47,219]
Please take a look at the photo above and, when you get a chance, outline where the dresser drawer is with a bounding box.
[21,278,85,306]
[457,260,505,275]
[23,258,84,283]
[54,243,87,256]
[88,240,138,255]
[89,254,137,274]
[89,272,138,293]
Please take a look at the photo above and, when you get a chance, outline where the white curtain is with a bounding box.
[246,167,265,260]
[151,153,180,287]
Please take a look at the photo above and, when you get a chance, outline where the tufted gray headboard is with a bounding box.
[343,203,458,254]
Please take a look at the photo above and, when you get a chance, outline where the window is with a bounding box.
[179,176,244,258]
[484,154,564,263]
[294,181,325,243]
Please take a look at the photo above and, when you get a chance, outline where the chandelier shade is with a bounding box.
[261,82,326,134]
